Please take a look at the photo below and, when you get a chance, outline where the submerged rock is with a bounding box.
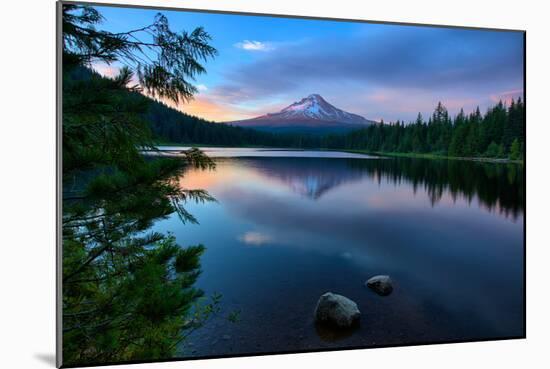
[314,292,361,328]
[366,275,393,296]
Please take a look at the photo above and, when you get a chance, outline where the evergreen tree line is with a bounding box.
[74,63,525,160]
[148,96,525,160]
[69,66,303,147]
[338,101,524,160]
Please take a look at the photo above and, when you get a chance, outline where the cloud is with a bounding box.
[234,40,274,52]
[490,89,524,105]
[215,27,523,121]
[91,61,141,87]
[94,27,523,123]
[238,231,272,246]
[196,84,208,92]
[353,88,485,121]
[92,62,120,78]
[162,95,242,122]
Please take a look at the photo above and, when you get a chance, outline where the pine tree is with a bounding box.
[61,5,222,365]
[509,138,521,160]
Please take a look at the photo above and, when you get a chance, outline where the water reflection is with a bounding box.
[154,146,376,160]
[155,155,524,358]
[315,322,360,342]
[181,156,524,216]
[238,231,272,246]
[250,158,370,199]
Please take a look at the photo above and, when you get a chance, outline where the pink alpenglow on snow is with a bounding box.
[227,94,377,132]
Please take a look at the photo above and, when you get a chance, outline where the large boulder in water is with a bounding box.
[366,275,393,296]
[314,292,361,328]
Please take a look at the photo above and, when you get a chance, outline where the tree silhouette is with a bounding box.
[61,5,220,365]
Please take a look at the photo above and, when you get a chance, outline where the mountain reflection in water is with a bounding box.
[251,158,370,199]
[181,156,523,216]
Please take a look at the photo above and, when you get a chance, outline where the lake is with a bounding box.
[151,148,525,357]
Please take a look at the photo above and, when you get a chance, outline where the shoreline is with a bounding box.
[341,150,524,164]
[153,143,524,164]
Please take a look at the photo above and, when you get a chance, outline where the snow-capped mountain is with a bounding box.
[227,94,376,133]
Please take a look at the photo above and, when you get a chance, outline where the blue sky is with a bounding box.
[93,5,524,123]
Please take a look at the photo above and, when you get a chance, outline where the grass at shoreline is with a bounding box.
[342,149,524,164]
[153,142,524,164]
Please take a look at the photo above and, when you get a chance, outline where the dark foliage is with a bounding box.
[334,100,524,160]
[345,157,524,218]
[62,4,221,365]
[146,95,524,161]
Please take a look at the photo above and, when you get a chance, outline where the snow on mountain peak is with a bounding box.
[227,94,376,130]
[307,93,322,99]
[277,94,367,124]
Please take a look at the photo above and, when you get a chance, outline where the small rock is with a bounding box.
[366,275,393,296]
[314,292,361,328]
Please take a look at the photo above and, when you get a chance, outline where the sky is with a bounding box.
[92,5,524,123]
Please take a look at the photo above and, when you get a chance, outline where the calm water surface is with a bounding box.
[152,148,524,357]
[154,146,379,159]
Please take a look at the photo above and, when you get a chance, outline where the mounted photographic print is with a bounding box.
[57,1,525,367]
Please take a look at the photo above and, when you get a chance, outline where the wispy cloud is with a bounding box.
[196,84,208,91]
[92,62,119,78]
[217,28,523,121]
[490,89,524,105]
[234,40,274,52]
[226,29,523,97]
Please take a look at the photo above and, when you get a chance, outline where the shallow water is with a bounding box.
[153,146,378,159]
[151,151,524,358]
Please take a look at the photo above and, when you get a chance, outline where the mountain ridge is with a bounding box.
[227,94,376,133]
